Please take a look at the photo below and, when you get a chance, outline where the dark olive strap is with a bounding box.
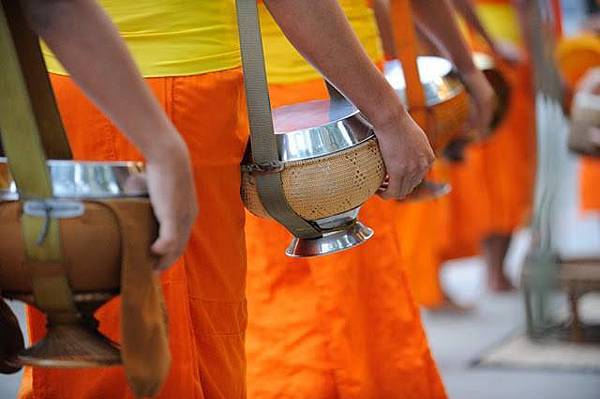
[0,1,71,162]
[0,1,78,319]
[236,0,322,239]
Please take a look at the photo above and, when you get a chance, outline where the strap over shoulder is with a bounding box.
[236,0,323,238]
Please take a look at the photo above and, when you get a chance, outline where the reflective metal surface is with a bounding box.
[273,99,375,162]
[312,208,360,230]
[252,98,380,258]
[286,216,373,258]
[0,159,148,200]
[473,52,495,71]
[384,56,465,107]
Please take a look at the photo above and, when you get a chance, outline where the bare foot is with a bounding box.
[488,272,515,292]
[483,234,514,293]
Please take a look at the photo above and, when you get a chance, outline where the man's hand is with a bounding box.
[372,108,435,199]
[146,134,198,271]
[23,0,199,271]
[461,68,496,139]
[264,0,435,198]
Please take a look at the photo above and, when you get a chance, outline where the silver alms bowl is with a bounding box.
[384,56,464,107]
[242,98,385,258]
[0,159,148,200]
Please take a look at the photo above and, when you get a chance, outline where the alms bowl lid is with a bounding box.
[0,159,148,200]
[273,98,360,134]
[384,56,464,106]
[267,98,375,162]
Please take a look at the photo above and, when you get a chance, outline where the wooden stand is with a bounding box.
[523,257,600,343]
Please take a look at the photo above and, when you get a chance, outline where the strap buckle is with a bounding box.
[242,161,285,175]
[23,199,85,245]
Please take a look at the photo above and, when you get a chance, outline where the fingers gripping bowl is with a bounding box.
[384,56,470,200]
[241,99,386,257]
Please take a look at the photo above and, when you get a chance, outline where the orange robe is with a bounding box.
[396,162,452,308]
[441,0,536,260]
[245,78,447,398]
[405,0,536,307]
[20,70,249,398]
[381,0,454,309]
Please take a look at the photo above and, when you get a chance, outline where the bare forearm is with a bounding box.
[413,0,477,74]
[264,0,407,125]
[21,0,180,161]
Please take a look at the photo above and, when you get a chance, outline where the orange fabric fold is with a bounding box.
[399,162,451,308]
[245,78,447,398]
[480,58,536,234]
[20,68,249,399]
[440,145,491,260]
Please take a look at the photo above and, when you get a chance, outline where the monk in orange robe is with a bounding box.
[19,0,437,398]
[371,0,497,308]
[245,0,494,397]
[246,4,444,397]
[435,0,537,293]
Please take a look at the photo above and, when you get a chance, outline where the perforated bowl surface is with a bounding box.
[242,137,385,221]
[420,89,471,154]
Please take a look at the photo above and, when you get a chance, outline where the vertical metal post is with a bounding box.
[523,0,566,336]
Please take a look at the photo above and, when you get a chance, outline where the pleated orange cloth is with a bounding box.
[245,78,447,399]
[383,0,455,309]
[441,0,536,261]
[19,69,249,399]
[479,60,536,235]
[399,161,454,308]
[439,145,491,260]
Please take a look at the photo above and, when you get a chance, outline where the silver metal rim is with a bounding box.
[384,56,465,107]
[285,221,374,258]
[272,98,376,163]
[0,159,148,200]
[472,51,496,71]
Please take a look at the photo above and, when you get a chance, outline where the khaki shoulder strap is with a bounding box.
[236,0,322,238]
[0,2,71,162]
[0,0,78,321]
